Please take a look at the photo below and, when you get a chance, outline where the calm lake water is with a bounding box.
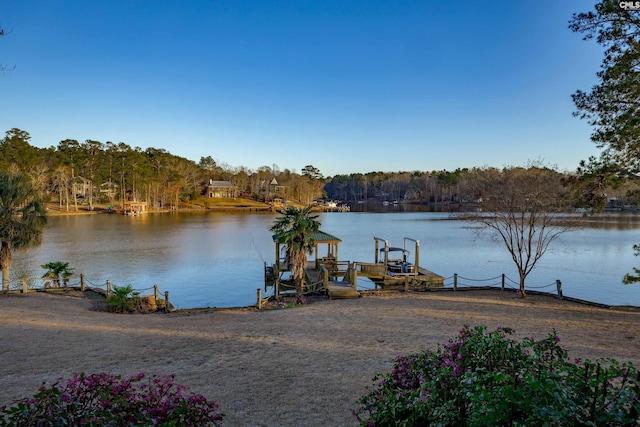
[9,211,640,309]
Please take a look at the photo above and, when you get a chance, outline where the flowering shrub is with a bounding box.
[0,372,224,426]
[355,325,640,426]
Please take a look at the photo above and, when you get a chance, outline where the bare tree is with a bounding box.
[1,25,15,73]
[461,166,575,298]
[27,163,50,195]
[51,166,70,211]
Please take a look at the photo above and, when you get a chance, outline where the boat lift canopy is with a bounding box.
[374,236,421,273]
[380,247,409,253]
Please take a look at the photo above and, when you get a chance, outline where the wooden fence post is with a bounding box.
[22,274,28,294]
[274,280,279,301]
[257,288,262,310]
[353,266,357,289]
[80,273,85,292]
[501,274,505,291]
[453,274,458,291]
[154,284,159,301]
[106,280,112,298]
[556,280,563,299]
[164,291,170,313]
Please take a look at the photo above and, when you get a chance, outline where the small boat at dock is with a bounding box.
[360,236,444,288]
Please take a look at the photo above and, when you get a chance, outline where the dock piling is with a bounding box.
[80,273,85,292]
[256,288,262,310]
[22,274,28,294]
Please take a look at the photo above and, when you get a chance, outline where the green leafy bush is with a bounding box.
[106,284,140,313]
[355,325,640,426]
[0,372,224,426]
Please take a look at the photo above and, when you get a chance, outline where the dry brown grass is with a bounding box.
[1,290,639,426]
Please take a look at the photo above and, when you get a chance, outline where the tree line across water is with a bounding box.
[1,127,638,212]
[0,128,326,210]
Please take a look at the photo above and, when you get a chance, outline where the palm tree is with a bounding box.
[41,261,74,287]
[270,205,320,304]
[0,173,47,291]
[106,284,141,313]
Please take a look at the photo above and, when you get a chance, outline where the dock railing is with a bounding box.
[330,261,351,277]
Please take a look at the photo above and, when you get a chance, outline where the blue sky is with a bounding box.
[1,1,604,177]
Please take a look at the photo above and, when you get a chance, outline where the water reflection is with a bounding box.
[346,201,455,213]
[9,211,640,308]
[576,213,640,230]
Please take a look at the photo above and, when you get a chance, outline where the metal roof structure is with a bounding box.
[272,230,341,243]
[311,230,342,243]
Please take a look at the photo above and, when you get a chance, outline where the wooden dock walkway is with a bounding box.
[326,282,358,298]
[305,264,358,299]
[355,263,444,288]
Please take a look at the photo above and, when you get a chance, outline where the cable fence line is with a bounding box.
[505,276,521,286]
[441,273,565,300]
[84,277,102,288]
[5,273,175,313]
[456,274,503,282]
[527,282,558,290]
[454,280,504,288]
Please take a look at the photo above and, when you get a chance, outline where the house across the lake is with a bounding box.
[260,177,285,201]
[205,180,238,198]
[99,181,118,199]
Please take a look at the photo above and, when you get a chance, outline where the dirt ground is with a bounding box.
[1,290,639,426]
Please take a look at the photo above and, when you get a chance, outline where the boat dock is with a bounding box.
[264,232,444,300]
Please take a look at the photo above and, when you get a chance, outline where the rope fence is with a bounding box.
[5,273,175,313]
[441,273,565,300]
[9,270,277,312]
[8,269,610,311]
[348,271,567,302]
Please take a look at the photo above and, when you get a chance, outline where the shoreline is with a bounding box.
[43,201,640,217]
[11,285,640,313]
[43,201,276,216]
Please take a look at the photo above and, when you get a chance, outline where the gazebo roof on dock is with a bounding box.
[272,230,341,244]
[271,230,342,270]
[311,230,341,243]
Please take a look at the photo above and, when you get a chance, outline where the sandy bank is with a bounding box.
[1,290,638,426]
